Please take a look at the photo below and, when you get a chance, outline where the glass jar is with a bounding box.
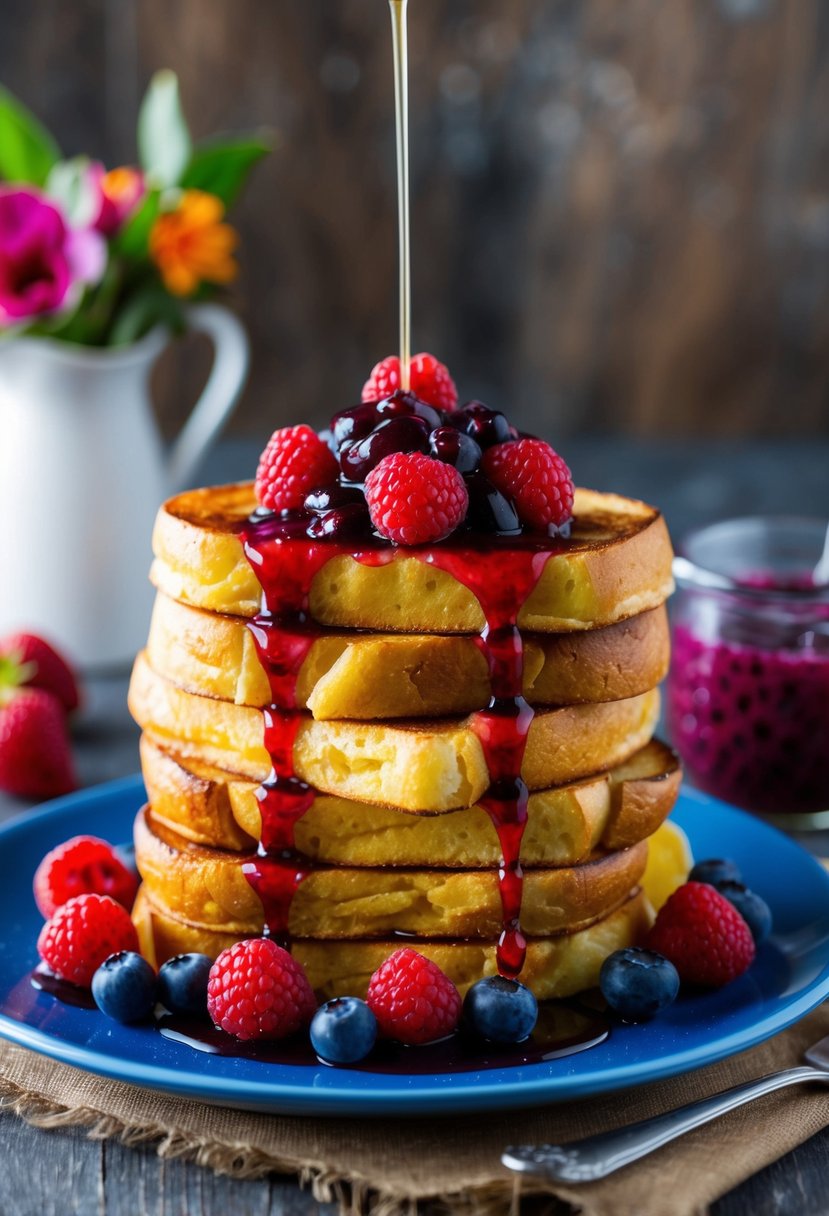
[668,517,829,830]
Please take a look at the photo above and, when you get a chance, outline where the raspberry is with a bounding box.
[206,938,317,1041]
[362,353,458,412]
[255,425,338,512]
[37,893,140,987]
[364,452,468,545]
[366,947,462,1044]
[482,438,574,531]
[646,881,756,988]
[33,835,138,919]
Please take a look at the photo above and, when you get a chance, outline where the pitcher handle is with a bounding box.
[165,303,250,491]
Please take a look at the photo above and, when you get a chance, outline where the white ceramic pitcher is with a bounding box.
[0,304,249,669]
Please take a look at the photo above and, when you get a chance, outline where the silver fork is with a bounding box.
[502,1033,829,1184]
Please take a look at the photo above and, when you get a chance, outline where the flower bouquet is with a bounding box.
[0,70,269,345]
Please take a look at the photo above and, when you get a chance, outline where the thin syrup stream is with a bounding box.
[389,0,411,390]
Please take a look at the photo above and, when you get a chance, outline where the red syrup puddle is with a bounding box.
[30,964,96,1010]
[155,996,609,1073]
[239,512,564,977]
[28,965,610,1072]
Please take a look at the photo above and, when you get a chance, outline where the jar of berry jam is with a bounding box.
[668,517,829,829]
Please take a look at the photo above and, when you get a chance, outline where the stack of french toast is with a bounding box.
[129,476,682,1001]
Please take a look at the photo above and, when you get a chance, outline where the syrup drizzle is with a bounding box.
[426,548,549,975]
[240,520,559,977]
[240,524,378,943]
[389,0,411,389]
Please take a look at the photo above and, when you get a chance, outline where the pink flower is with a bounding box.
[88,163,145,236]
[0,188,105,326]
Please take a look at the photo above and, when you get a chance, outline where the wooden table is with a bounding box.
[2,438,828,1216]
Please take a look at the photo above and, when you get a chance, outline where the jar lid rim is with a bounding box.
[675,515,829,602]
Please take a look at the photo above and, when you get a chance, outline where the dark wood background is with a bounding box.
[3,0,829,441]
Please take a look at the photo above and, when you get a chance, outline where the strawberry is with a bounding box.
[0,687,76,799]
[0,632,80,713]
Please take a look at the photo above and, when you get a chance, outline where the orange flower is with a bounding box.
[149,190,238,296]
[101,167,144,209]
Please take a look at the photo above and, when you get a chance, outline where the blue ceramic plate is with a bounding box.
[0,777,828,1117]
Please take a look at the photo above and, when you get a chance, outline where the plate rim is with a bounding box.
[1,777,828,1116]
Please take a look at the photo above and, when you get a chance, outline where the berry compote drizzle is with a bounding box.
[240,487,564,978]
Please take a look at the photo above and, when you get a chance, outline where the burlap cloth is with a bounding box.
[1,1003,829,1216]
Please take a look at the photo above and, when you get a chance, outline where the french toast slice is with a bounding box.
[133,884,652,1000]
[150,483,674,632]
[134,805,648,938]
[129,651,661,812]
[147,592,670,717]
[141,734,681,864]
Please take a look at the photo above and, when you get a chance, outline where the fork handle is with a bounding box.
[502,1065,824,1183]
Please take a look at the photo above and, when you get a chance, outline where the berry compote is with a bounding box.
[669,518,829,827]
[241,390,575,977]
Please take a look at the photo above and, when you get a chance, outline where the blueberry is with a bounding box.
[463,976,538,1043]
[91,951,157,1023]
[429,426,482,474]
[714,881,773,944]
[599,948,680,1021]
[376,390,444,432]
[689,858,742,886]
[331,402,380,448]
[464,471,521,535]
[310,997,377,1064]
[339,416,430,482]
[304,483,365,514]
[157,953,213,1017]
[306,502,371,540]
[451,401,512,448]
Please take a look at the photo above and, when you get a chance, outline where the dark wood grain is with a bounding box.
[0,1113,338,1216]
[3,1110,829,1216]
[2,2,829,439]
[713,1127,829,1216]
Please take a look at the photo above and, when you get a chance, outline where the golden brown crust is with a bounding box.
[129,650,661,811]
[150,483,674,632]
[140,734,680,864]
[134,805,648,939]
[146,592,670,717]
[133,885,652,999]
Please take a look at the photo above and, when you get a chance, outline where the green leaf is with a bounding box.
[108,282,184,346]
[112,188,161,258]
[137,70,192,188]
[180,134,272,208]
[46,157,98,226]
[0,86,60,186]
